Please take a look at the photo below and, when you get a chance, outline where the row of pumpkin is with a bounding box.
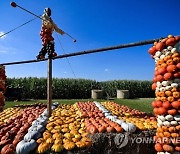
[0,65,6,112]
[0,101,158,154]
[149,35,180,154]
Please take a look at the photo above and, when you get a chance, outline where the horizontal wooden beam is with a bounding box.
[0,37,161,66]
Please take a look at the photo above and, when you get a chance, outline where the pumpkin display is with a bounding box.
[0,65,6,112]
[149,35,180,153]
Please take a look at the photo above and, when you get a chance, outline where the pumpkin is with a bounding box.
[63,141,75,150]
[37,142,51,154]
[174,115,180,122]
[76,141,86,148]
[37,138,44,144]
[167,65,176,73]
[1,144,14,154]
[164,73,173,80]
[162,144,174,153]
[162,101,172,109]
[168,109,177,115]
[121,122,136,133]
[16,139,37,154]
[24,131,41,141]
[154,143,163,152]
[148,46,157,55]
[158,107,167,115]
[166,37,176,46]
[175,146,180,151]
[171,101,180,109]
[165,115,174,121]
[46,138,54,144]
[51,143,63,152]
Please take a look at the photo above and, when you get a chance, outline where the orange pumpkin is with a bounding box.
[167,96,174,102]
[155,42,165,51]
[166,59,174,65]
[163,144,174,153]
[173,92,180,99]
[167,65,176,73]
[167,109,177,115]
[165,91,172,97]
[164,73,172,80]
[155,143,163,152]
[163,132,171,138]
[166,37,176,46]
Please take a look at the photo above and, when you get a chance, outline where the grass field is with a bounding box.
[5,98,154,113]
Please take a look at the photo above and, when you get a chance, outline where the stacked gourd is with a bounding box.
[16,103,58,154]
[101,102,157,130]
[148,35,180,153]
[0,107,22,125]
[36,104,92,153]
[0,65,6,112]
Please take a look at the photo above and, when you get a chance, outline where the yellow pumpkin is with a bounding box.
[76,141,86,148]
[43,131,52,140]
[51,143,63,152]
[37,142,51,153]
[52,133,63,140]
[63,142,75,150]
[46,138,54,144]
[64,133,74,139]
[37,138,45,144]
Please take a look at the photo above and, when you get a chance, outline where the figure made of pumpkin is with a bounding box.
[37,8,65,60]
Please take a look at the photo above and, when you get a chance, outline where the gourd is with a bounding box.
[51,143,63,152]
[24,130,41,141]
[121,122,136,133]
[1,144,14,154]
[16,139,37,154]
[174,115,180,121]
[63,141,75,150]
[37,142,51,154]
[28,124,44,133]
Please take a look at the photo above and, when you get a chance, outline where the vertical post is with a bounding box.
[47,58,52,117]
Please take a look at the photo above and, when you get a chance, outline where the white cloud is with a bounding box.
[105,68,110,72]
[0,32,6,39]
[0,45,16,54]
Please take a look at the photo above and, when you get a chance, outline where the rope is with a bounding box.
[55,32,76,78]
[0,17,39,38]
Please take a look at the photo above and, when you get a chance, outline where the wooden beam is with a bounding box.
[47,58,52,117]
[0,37,163,66]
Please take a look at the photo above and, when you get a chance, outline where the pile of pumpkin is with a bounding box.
[101,102,157,130]
[77,102,124,133]
[0,107,22,125]
[36,104,92,153]
[0,105,46,154]
[0,65,6,112]
[148,35,180,153]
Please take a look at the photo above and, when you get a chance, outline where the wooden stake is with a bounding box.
[47,58,52,117]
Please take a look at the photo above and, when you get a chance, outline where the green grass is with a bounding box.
[4,98,154,113]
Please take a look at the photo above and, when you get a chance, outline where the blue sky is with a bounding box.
[0,0,180,81]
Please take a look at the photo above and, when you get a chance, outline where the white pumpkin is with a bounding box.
[171,83,178,88]
[115,119,124,125]
[156,82,162,88]
[167,46,173,51]
[24,131,41,141]
[165,86,173,91]
[165,115,174,121]
[174,115,180,122]
[121,122,136,133]
[170,121,178,126]
[163,121,171,127]
[16,139,37,154]
[155,51,161,57]
[159,87,166,92]
[162,81,169,87]
[171,48,177,53]
[158,115,166,122]
[157,118,163,125]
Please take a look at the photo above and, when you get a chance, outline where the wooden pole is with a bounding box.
[47,58,52,117]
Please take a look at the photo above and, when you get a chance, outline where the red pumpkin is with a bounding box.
[148,46,157,55]
[163,144,174,153]
[162,101,172,109]
[176,63,180,69]
[167,65,176,73]
[155,42,165,51]
[88,125,98,134]
[154,143,163,152]
[175,36,180,41]
[106,126,115,133]
[156,75,164,82]
[158,67,167,75]
[156,101,163,107]
[168,109,177,115]
[175,146,180,151]
[164,73,172,80]
[166,37,176,46]
[1,144,14,154]
[158,107,167,115]
[152,83,157,90]
[171,101,180,109]
[152,101,157,108]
